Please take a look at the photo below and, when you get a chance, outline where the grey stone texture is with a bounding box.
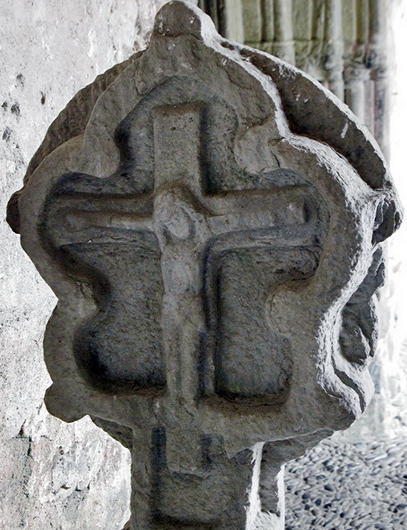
[284,434,407,529]
[198,0,407,445]
[7,2,402,528]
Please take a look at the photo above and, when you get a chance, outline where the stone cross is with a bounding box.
[7,2,402,529]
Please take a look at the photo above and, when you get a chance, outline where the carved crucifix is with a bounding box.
[8,2,401,529]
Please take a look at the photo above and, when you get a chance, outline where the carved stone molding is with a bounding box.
[7,2,401,528]
[199,0,389,154]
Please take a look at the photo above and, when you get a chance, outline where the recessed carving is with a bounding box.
[8,2,402,529]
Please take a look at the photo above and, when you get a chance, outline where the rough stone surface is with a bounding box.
[7,2,402,529]
[1,1,169,528]
[284,434,407,530]
[197,0,407,445]
[0,406,130,530]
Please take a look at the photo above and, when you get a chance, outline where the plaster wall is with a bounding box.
[376,0,407,437]
[0,1,168,528]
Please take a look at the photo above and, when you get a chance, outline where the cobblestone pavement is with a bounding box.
[284,436,407,529]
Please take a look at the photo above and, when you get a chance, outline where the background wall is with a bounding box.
[0,1,169,528]
[377,0,407,437]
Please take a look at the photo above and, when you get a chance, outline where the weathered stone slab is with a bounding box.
[7,1,402,528]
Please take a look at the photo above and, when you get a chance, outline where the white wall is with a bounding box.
[381,0,407,435]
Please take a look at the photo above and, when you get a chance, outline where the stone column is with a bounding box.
[200,0,389,155]
[7,1,401,528]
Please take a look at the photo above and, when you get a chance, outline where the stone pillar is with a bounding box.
[7,2,401,528]
[199,0,389,155]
